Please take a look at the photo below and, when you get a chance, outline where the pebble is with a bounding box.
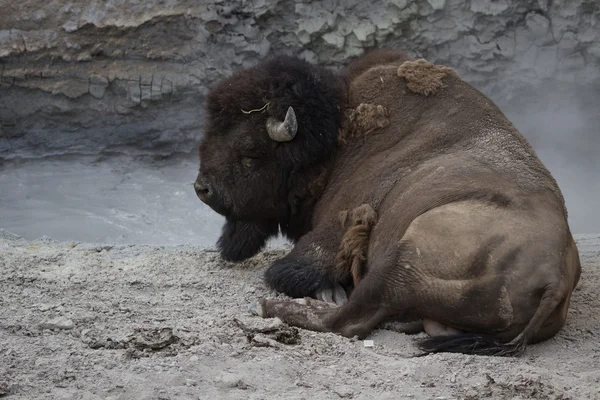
[215,372,245,388]
[333,385,354,398]
[39,316,74,330]
[38,303,54,311]
[189,355,199,362]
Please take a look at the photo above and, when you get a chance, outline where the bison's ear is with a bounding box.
[266,106,298,142]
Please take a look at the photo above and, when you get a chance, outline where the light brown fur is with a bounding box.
[340,103,390,143]
[397,59,452,96]
[335,204,378,285]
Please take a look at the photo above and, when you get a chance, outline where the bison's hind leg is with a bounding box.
[251,271,398,339]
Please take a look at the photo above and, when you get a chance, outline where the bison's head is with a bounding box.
[195,55,345,261]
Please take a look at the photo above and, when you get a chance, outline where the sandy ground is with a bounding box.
[1,229,599,400]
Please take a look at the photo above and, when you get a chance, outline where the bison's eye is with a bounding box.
[241,157,256,169]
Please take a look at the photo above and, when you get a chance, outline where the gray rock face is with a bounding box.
[0,0,599,159]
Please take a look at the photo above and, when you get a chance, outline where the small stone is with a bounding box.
[39,316,74,330]
[189,355,199,362]
[62,20,78,32]
[76,52,91,61]
[215,372,247,389]
[115,105,132,115]
[38,303,54,311]
[334,385,354,398]
[0,382,9,396]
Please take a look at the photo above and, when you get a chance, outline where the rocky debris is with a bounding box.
[214,372,255,391]
[0,382,10,397]
[1,0,598,160]
[38,316,74,331]
[84,327,181,358]
[459,374,572,400]
[132,327,178,350]
[233,317,301,347]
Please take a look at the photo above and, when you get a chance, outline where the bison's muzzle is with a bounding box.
[194,179,229,216]
[193,180,210,201]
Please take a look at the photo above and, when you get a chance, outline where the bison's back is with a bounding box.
[341,53,566,216]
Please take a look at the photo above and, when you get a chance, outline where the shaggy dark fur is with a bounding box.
[217,219,279,262]
[204,54,344,171]
[263,257,334,299]
[197,55,345,265]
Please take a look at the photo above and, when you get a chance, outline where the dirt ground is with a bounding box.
[1,229,599,400]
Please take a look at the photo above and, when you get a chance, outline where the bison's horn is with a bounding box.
[266,106,298,142]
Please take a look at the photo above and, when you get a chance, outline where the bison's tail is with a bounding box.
[415,333,526,357]
[415,282,567,357]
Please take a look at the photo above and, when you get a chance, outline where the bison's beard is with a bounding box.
[217,218,280,262]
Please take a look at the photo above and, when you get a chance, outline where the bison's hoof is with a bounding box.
[316,284,348,306]
[248,300,266,318]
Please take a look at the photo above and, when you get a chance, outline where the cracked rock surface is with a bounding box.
[1,0,599,159]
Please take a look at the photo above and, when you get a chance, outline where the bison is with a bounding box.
[194,48,581,356]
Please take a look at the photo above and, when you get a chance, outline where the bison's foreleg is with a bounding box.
[314,284,348,305]
[217,218,279,262]
[264,257,349,305]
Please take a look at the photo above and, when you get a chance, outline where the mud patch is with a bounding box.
[397,59,453,96]
[341,103,389,142]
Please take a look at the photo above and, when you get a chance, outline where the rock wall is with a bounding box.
[1,0,598,159]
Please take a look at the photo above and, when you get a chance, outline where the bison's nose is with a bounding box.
[194,181,211,201]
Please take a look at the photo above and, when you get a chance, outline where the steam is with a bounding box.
[495,81,599,233]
